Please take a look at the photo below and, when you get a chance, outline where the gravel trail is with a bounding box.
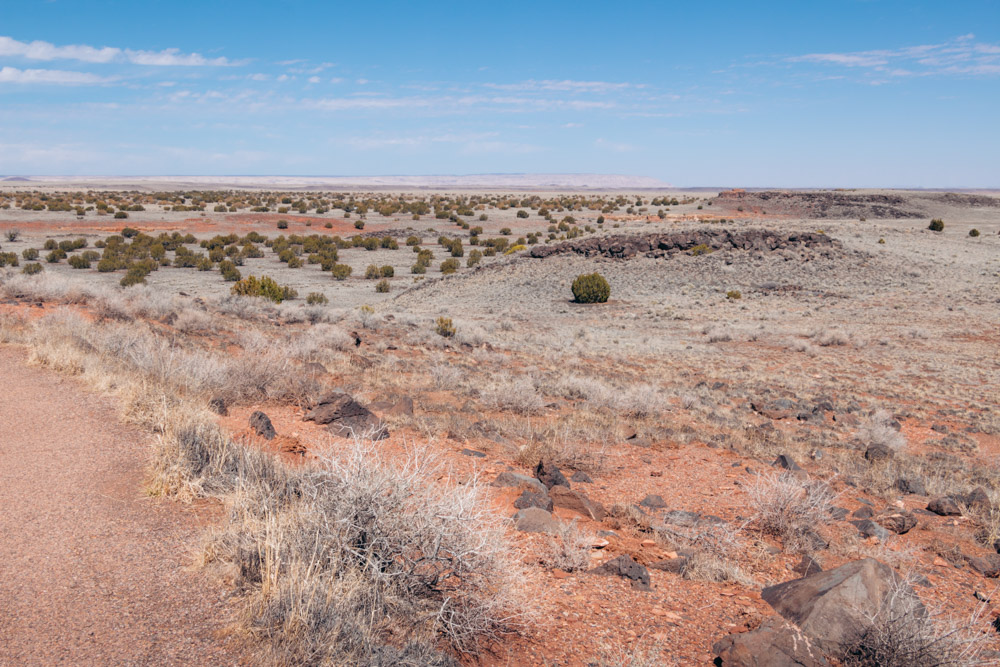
[0,346,238,666]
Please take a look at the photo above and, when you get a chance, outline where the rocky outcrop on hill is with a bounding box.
[713,190,924,219]
[529,229,836,260]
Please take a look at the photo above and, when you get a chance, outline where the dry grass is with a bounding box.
[838,575,993,667]
[746,471,836,549]
[539,520,592,572]
[205,438,528,662]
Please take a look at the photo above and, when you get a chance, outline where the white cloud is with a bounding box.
[485,79,638,93]
[0,66,111,85]
[308,76,321,84]
[789,35,1000,79]
[0,36,239,66]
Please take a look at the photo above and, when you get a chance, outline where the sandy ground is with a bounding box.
[0,346,239,666]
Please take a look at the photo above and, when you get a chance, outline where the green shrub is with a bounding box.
[411,263,426,274]
[46,249,67,263]
[435,316,455,337]
[114,211,129,219]
[120,266,149,287]
[306,292,329,305]
[571,273,610,303]
[406,235,421,246]
[969,228,980,237]
[726,290,742,300]
[231,275,297,303]
[68,254,91,269]
[689,243,712,256]
[449,239,464,257]
[219,260,242,282]
[380,265,394,278]
[929,219,944,232]
[277,220,288,230]
[440,258,459,274]
[467,249,482,268]
[21,262,42,275]
[330,264,353,281]
[354,220,365,230]
[499,227,512,235]
[43,239,58,250]
[0,252,19,268]
[516,210,529,219]
[22,248,39,261]
[375,278,390,293]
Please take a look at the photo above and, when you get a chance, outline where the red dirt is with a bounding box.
[0,346,240,665]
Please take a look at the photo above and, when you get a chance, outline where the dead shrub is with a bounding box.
[747,471,836,548]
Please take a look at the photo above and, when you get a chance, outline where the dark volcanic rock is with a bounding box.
[529,228,838,261]
[639,494,667,509]
[549,486,606,521]
[712,190,924,219]
[570,470,593,483]
[534,460,570,489]
[492,471,547,494]
[513,489,554,512]
[713,616,829,667]
[762,559,924,653]
[249,411,276,440]
[591,554,651,591]
[304,391,388,440]
[208,396,228,416]
[927,497,962,516]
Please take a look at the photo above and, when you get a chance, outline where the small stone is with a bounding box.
[535,460,570,489]
[513,489,553,512]
[570,470,593,483]
[927,497,962,516]
[512,507,560,534]
[249,411,276,440]
[208,396,228,416]
[639,494,667,509]
[591,554,651,591]
[460,448,486,458]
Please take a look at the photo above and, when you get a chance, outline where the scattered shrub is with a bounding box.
[231,275,297,303]
[277,220,288,229]
[435,317,455,338]
[5,229,21,242]
[306,292,329,305]
[969,228,980,237]
[726,290,742,300]
[440,258,459,274]
[22,248,39,260]
[375,278,390,293]
[21,262,42,275]
[571,273,610,304]
[354,220,365,230]
[68,254,91,269]
[114,211,129,219]
[330,264,352,281]
[928,219,944,232]
[219,260,242,282]
[365,264,380,280]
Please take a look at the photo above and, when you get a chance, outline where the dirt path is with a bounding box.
[0,346,239,666]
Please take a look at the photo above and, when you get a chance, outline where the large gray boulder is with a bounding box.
[713,616,829,666]
[761,559,924,653]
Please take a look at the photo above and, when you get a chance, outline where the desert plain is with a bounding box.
[1,181,999,665]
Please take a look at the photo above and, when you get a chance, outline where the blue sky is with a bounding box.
[0,0,998,186]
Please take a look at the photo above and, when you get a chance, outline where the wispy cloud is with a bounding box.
[0,36,240,66]
[789,34,1000,78]
[485,79,639,93]
[0,66,112,85]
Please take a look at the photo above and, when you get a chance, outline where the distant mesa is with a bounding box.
[1,176,31,181]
